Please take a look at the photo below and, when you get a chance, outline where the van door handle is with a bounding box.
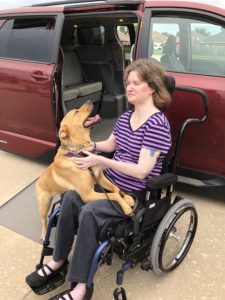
[31,71,48,81]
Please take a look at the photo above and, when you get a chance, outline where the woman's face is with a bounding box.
[125,70,154,105]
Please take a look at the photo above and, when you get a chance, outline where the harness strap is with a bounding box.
[88,167,138,218]
[88,167,111,201]
[63,148,138,217]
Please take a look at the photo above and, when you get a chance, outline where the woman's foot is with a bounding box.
[49,283,93,300]
[26,259,68,288]
[37,259,65,276]
[69,283,86,300]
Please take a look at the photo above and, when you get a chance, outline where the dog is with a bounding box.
[36,101,135,240]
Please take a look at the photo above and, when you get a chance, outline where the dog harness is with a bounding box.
[62,143,138,217]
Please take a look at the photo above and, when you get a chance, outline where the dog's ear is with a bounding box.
[59,125,69,139]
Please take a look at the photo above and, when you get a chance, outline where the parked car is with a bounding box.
[153,42,162,50]
[1,0,225,189]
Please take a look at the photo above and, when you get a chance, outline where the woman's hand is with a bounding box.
[74,151,100,169]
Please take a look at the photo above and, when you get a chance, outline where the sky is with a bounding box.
[0,0,225,10]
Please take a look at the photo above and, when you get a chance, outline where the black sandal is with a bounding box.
[48,290,73,300]
[48,284,94,300]
[26,260,68,288]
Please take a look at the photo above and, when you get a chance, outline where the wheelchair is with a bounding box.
[29,82,208,300]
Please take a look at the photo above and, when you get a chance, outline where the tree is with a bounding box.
[194,27,211,37]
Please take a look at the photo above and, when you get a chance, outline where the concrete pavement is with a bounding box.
[0,149,225,300]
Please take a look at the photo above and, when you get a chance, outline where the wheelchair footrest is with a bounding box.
[31,271,67,295]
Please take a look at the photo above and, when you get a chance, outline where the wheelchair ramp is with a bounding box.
[0,180,57,245]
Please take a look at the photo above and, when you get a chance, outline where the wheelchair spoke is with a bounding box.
[161,208,196,269]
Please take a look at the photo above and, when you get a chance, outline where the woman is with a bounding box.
[26,59,172,300]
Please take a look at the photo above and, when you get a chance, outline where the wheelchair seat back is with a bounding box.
[141,194,170,230]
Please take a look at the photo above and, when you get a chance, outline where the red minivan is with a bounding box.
[0,0,225,188]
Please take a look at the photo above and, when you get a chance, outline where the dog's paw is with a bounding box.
[40,230,46,241]
[124,194,135,207]
[122,205,133,215]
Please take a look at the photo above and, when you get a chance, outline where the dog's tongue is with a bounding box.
[84,114,101,127]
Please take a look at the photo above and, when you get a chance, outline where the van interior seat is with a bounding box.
[160,35,185,72]
[148,39,161,64]
[61,47,103,112]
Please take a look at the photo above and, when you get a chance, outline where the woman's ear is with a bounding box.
[59,124,69,139]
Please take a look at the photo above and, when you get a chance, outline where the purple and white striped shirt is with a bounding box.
[104,110,171,191]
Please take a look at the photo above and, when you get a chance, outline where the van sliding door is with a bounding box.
[0,14,63,157]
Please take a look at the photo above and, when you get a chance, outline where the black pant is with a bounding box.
[53,190,142,283]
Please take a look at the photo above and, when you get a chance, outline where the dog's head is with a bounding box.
[59,101,101,146]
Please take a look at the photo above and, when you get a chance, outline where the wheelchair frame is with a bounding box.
[32,85,208,299]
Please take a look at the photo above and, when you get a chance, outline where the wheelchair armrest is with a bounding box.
[147,173,177,190]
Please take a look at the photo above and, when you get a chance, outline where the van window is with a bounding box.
[116,24,137,63]
[0,19,6,28]
[73,25,105,45]
[117,25,131,62]
[149,15,225,76]
[0,17,56,63]
[117,25,131,46]
[190,21,225,76]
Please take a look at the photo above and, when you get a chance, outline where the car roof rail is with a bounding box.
[106,0,144,3]
[31,0,106,7]
[106,0,145,4]
[32,0,144,7]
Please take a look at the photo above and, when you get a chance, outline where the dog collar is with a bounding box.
[64,151,91,158]
[61,142,91,153]
[64,152,76,157]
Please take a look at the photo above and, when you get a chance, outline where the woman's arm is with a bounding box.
[74,147,160,180]
[101,147,160,179]
[92,133,116,153]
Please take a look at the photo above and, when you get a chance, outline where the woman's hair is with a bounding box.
[124,59,171,112]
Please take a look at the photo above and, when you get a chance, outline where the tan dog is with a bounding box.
[36,101,135,240]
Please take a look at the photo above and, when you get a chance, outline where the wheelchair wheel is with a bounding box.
[150,199,198,276]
